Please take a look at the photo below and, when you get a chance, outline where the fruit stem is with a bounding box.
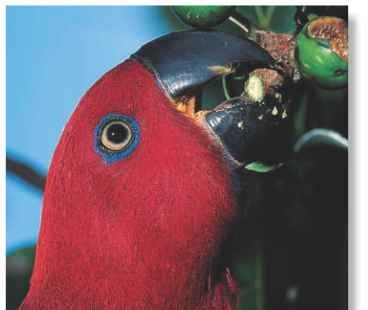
[264,6,275,27]
[222,75,231,100]
[255,6,267,28]
[255,6,275,30]
[228,15,249,34]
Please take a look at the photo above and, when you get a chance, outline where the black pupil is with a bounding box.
[107,123,129,144]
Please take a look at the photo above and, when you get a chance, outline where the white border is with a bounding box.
[349,2,368,310]
[3,2,367,310]
[1,0,352,5]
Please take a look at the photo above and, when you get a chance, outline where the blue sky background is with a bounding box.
[6,6,181,252]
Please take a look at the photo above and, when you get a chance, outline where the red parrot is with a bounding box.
[20,30,283,309]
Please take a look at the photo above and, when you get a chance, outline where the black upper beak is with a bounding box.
[131,30,273,100]
[131,30,287,168]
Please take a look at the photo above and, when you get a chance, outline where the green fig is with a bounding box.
[296,16,348,89]
[173,6,235,28]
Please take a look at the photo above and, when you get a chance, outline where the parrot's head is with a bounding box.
[22,31,287,308]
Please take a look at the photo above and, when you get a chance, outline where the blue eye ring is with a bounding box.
[95,113,140,164]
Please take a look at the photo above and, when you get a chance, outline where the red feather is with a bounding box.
[21,60,239,309]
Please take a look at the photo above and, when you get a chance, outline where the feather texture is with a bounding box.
[21,60,239,309]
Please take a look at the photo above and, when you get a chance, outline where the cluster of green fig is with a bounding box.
[172,6,348,89]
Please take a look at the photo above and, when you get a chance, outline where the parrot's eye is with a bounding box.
[101,121,131,151]
[95,114,140,164]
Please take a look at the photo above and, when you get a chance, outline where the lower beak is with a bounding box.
[174,95,289,169]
